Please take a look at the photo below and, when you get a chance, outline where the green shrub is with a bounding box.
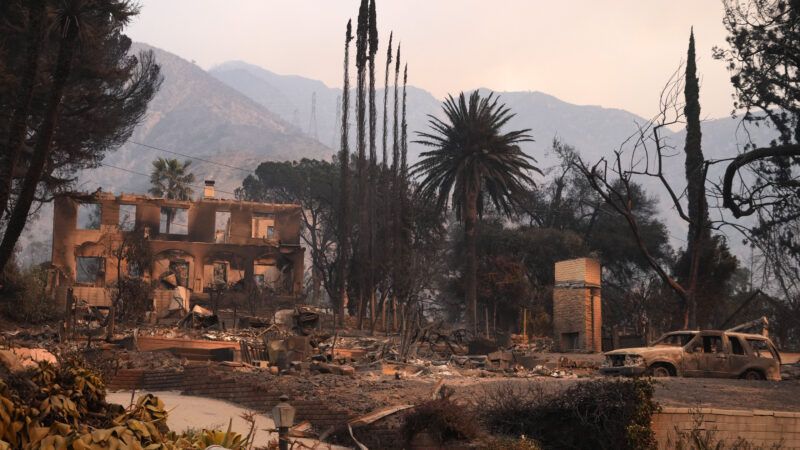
[481,378,660,450]
[669,411,783,450]
[480,435,542,450]
[1,265,59,324]
[0,357,252,449]
[114,277,154,322]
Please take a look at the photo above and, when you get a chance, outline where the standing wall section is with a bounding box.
[553,258,602,352]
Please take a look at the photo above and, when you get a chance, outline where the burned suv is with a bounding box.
[600,330,781,381]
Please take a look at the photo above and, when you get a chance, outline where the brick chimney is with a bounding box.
[203,180,215,199]
[553,258,602,352]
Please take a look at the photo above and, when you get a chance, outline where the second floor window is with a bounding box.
[77,203,101,230]
[160,207,189,235]
[252,213,275,239]
[119,204,136,231]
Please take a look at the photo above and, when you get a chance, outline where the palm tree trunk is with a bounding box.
[164,207,177,235]
[0,22,78,275]
[0,0,46,223]
[464,186,479,335]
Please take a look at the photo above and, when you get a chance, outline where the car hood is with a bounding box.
[605,346,683,357]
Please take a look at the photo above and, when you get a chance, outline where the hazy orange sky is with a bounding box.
[127,1,735,120]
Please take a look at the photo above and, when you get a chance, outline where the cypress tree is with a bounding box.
[683,28,709,329]
[336,20,354,325]
[367,0,379,332]
[355,0,369,328]
[377,33,393,331]
[390,44,402,314]
[401,64,408,182]
[382,33,393,167]
[395,63,410,308]
[392,44,401,175]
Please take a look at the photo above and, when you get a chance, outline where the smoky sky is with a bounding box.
[127,0,734,120]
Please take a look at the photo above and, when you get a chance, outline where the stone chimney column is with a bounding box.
[203,180,215,199]
[553,258,602,352]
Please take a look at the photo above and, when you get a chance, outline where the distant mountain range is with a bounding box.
[78,44,332,197]
[18,42,779,266]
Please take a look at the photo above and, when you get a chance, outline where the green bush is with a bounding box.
[669,412,783,450]
[0,357,253,449]
[481,378,660,450]
[1,265,59,324]
[114,277,154,322]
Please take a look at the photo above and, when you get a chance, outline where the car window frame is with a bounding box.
[727,334,747,356]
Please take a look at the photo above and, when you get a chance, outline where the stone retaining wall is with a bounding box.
[107,365,353,432]
[653,407,800,449]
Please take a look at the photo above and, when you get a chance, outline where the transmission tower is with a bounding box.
[308,91,318,140]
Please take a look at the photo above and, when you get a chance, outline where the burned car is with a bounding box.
[600,330,781,381]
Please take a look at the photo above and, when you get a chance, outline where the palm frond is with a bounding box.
[410,90,540,220]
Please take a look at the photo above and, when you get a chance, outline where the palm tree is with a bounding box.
[149,158,195,234]
[412,91,540,334]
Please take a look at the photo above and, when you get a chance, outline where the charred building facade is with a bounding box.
[47,185,305,313]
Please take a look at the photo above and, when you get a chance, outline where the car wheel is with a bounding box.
[649,365,672,377]
[743,370,764,381]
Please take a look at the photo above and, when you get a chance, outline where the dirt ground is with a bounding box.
[351,375,800,413]
[226,366,800,419]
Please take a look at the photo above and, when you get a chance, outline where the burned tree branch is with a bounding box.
[721,143,800,217]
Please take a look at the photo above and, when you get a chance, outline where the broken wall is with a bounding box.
[49,192,305,310]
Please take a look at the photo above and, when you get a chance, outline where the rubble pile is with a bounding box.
[2,305,601,382]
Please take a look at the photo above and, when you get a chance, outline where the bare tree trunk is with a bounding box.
[392,295,398,332]
[109,248,122,341]
[464,186,479,336]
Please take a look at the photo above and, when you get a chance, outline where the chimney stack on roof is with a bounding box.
[204,180,215,199]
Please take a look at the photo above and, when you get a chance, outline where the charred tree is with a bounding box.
[354,0,369,328]
[336,20,354,326]
[0,0,46,223]
[367,0,379,333]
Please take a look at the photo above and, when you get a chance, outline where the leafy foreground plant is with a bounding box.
[0,358,253,449]
[669,411,783,450]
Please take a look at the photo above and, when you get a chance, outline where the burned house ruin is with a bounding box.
[553,257,602,352]
[46,183,305,316]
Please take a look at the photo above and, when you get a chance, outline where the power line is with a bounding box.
[129,141,255,174]
[98,162,239,197]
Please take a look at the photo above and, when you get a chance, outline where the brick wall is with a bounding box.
[107,365,354,431]
[553,258,602,352]
[653,407,800,450]
[553,288,586,351]
[554,258,601,286]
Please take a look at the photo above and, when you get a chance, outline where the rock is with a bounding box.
[0,350,25,372]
